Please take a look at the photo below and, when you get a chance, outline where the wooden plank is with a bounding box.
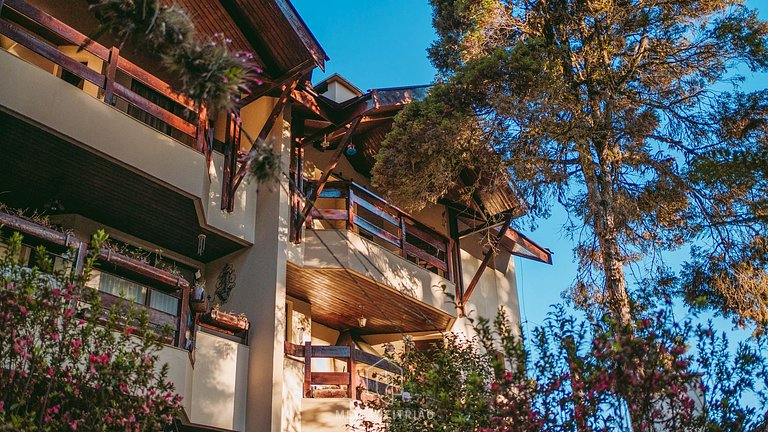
[285,341,304,357]
[304,341,312,397]
[311,372,350,386]
[178,280,189,349]
[361,376,392,396]
[0,20,105,87]
[102,47,119,105]
[97,248,189,291]
[447,208,464,300]
[116,57,196,110]
[353,194,400,227]
[311,345,350,358]
[352,349,400,374]
[347,342,357,399]
[112,82,197,137]
[353,215,402,249]
[461,218,512,307]
[503,228,553,265]
[4,0,110,59]
[309,208,348,221]
[404,221,448,252]
[221,112,240,211]
[404,242,448,272]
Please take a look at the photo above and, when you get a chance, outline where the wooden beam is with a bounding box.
[231,81,298,193]
[458,209,519,238]
[447,207,465,311]
[296,117,361,229]
[503,228,553,265]
[460,217,512,307]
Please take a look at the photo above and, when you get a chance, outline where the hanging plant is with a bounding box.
[246,142,281,183]
[86,0,194,51]
[86,1,262,114]
[162,34,263,113]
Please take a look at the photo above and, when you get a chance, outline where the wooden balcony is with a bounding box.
[303,181,457,283]
[285,342,401,400]
[0,0,209,149]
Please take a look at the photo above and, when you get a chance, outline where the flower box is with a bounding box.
[205,308,249,333]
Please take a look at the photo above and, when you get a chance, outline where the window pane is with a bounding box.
[95,271,147,304]
[149,290,179,316]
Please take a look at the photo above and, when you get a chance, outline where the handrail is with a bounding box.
[0,211,191,350]
[0,0,205,145]
[304,180,456,281]
[285,341,400,399]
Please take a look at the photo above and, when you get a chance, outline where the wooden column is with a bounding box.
[304,341,312,398]
[195,104,209,154]
[347,342,357,400]
[178,282,189,350]
[102,47,119,105]
[447,208,465,308]
[221,112,241,211]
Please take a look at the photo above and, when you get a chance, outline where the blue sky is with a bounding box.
[292,0,768,334]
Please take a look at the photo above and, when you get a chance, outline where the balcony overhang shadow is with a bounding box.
[0,111,247,262]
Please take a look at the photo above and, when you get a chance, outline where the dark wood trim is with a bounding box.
[460,217,513,307]
[102,47,119,105]
[447,208,465,310]
[231,81,298,193]
[221,112,241,211]
[304,341,312,397]
[503,227,553,265]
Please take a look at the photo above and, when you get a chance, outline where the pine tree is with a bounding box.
[373,0,768,332]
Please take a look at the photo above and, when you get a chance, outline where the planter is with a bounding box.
[189,298,208,314]
[204,308,250,333]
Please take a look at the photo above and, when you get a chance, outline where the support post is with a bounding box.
[447,208,465,314]
[195,104,208,154]
[102,47,119,105]
[221,112,241,211]
[347,343,357,400]
[304,341,312,398]
[460,217,513,308]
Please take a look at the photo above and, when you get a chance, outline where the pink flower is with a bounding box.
[18,306,28,316]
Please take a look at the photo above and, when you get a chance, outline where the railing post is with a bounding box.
[178,282,189,350]
[399,217,407,258]
[196,104,208,154]
[304,341,312,398]
[347,343,357,400]
[347,184,355,231]
[102,47,119,105]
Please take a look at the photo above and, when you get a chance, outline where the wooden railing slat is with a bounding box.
[310,372,351,386]
[353,214,402,249]
[404,242,448,272]
[0,20,105,87]
[309,208,348,221]
[4,0,110,59]
[352,348,401,374]
[310,345,351,358]
[353,194,400,227]
[116,57,196,111]
[404,221,448,252]
[112,82,197,137]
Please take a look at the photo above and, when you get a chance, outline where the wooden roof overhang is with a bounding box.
[291,83,552,264]
[0,110,247,262]
[286,262,455,336]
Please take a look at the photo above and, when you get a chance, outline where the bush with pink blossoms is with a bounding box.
[0,230,182,431]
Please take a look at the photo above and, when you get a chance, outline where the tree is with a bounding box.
[374,307,768,431]
[0,231,182,431]
[372,0,768,331]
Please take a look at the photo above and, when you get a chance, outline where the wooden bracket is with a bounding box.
[459,217,513,307]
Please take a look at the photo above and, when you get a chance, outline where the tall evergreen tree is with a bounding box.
[373,0,768,331]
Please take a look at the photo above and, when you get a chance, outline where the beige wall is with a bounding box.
[190,331,249,430]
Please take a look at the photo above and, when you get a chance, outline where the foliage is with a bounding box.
[372,0,768,330]
[86,0,262,113]
[0,231,182,431]
[375,307,768,431]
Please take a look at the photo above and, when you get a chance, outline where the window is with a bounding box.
[87,270,179,316]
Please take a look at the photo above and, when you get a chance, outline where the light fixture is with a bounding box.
[320,134,330,149]
[345,141,357,156]
[197,233,207,256]
[357,305,367,328]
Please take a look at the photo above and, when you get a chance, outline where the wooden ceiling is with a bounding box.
[286,262,454,336]
[0,111,246,262]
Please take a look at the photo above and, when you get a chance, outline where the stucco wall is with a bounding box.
[190,331,249,430]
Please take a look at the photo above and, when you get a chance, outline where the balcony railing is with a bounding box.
[285,342,401,400]
[0,211,191,350]
[0,0,207,150]
[303,181,456,282]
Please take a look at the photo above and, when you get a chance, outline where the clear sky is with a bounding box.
[292,0,768,334]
